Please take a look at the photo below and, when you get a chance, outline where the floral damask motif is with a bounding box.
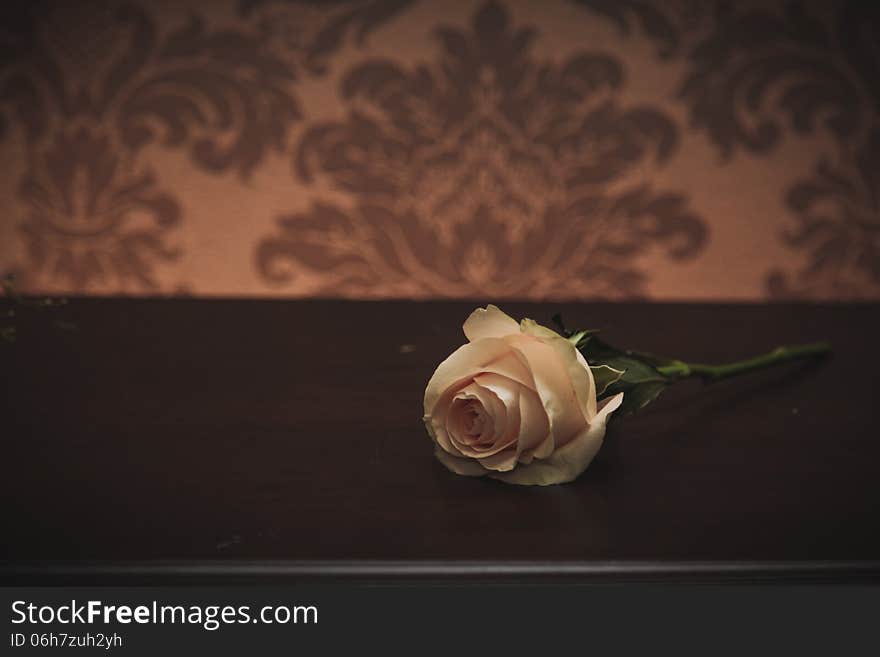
[568,0,724,60]
[766,130,880,298]
[0,2,53,144]
[258,1,707,298]
[18,128,180,290]
[116,11,301,179]
[239,0,416,75]
[0,0,303,290]
[679,1,880,298]
[568,0,678,58]
[680,1,876,157]
[259,191,702,298]
[3,2,302,174]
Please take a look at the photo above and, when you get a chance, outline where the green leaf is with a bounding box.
[548,316,672,416]
[551,313,601,347]
[609,380,667,416]
[579,334,673,416]
[590,364,625,396]
[580,334,672,368]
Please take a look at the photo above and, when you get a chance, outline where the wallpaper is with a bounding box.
[0,0,877,300]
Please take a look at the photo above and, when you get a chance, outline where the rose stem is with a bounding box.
[654,342,832,383]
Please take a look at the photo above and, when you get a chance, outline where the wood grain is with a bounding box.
[2,299,879,581]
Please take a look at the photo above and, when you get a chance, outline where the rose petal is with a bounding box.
[463,305,521,342]
[446,398,490,457]
[425,377,473,456]
[460,387,551,474]
[480,350,537,391]
[433,447,489,477]
[427,418,462,458]
[474,373,551,464]
[520,318,597,420]
[455,383,507,444]
[477,445,519,472]
[488,393,624,486]
[445,398,480,449]
[423,338,519,416]
[472,375,519,444]
[516,385,551,455]
[517,317,563,341]
[445,386,515,458]
[507,335,588,448]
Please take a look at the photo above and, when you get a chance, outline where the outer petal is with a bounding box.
[425,379,472,456]
[518,317,564,341]
[473,372,520,411]
[521,318,597,420]
[515,385,552,456]
[488,393,624,486]
[479,350,537,391]
[477,446,519,471]
[424,337,515,415]
[463,305,521,342]
[506,335,588,448]
[434,447,491,477]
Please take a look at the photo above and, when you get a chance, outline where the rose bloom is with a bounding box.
[423,305,623,485]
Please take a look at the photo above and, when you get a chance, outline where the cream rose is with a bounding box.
[423,305,624,486]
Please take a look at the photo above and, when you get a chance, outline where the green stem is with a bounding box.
[655,342,832,382]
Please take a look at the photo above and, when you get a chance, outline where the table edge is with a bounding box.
[3,560,880,585]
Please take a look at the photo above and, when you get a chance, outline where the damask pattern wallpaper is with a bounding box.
[0,0,877,300]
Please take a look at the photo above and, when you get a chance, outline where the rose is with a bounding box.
[423,305,624,486]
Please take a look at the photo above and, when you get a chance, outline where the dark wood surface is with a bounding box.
[2,298,879,581]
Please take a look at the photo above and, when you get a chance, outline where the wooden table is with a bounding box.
[2,298,879,583]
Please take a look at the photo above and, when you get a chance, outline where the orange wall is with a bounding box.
[1,0,877,300]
